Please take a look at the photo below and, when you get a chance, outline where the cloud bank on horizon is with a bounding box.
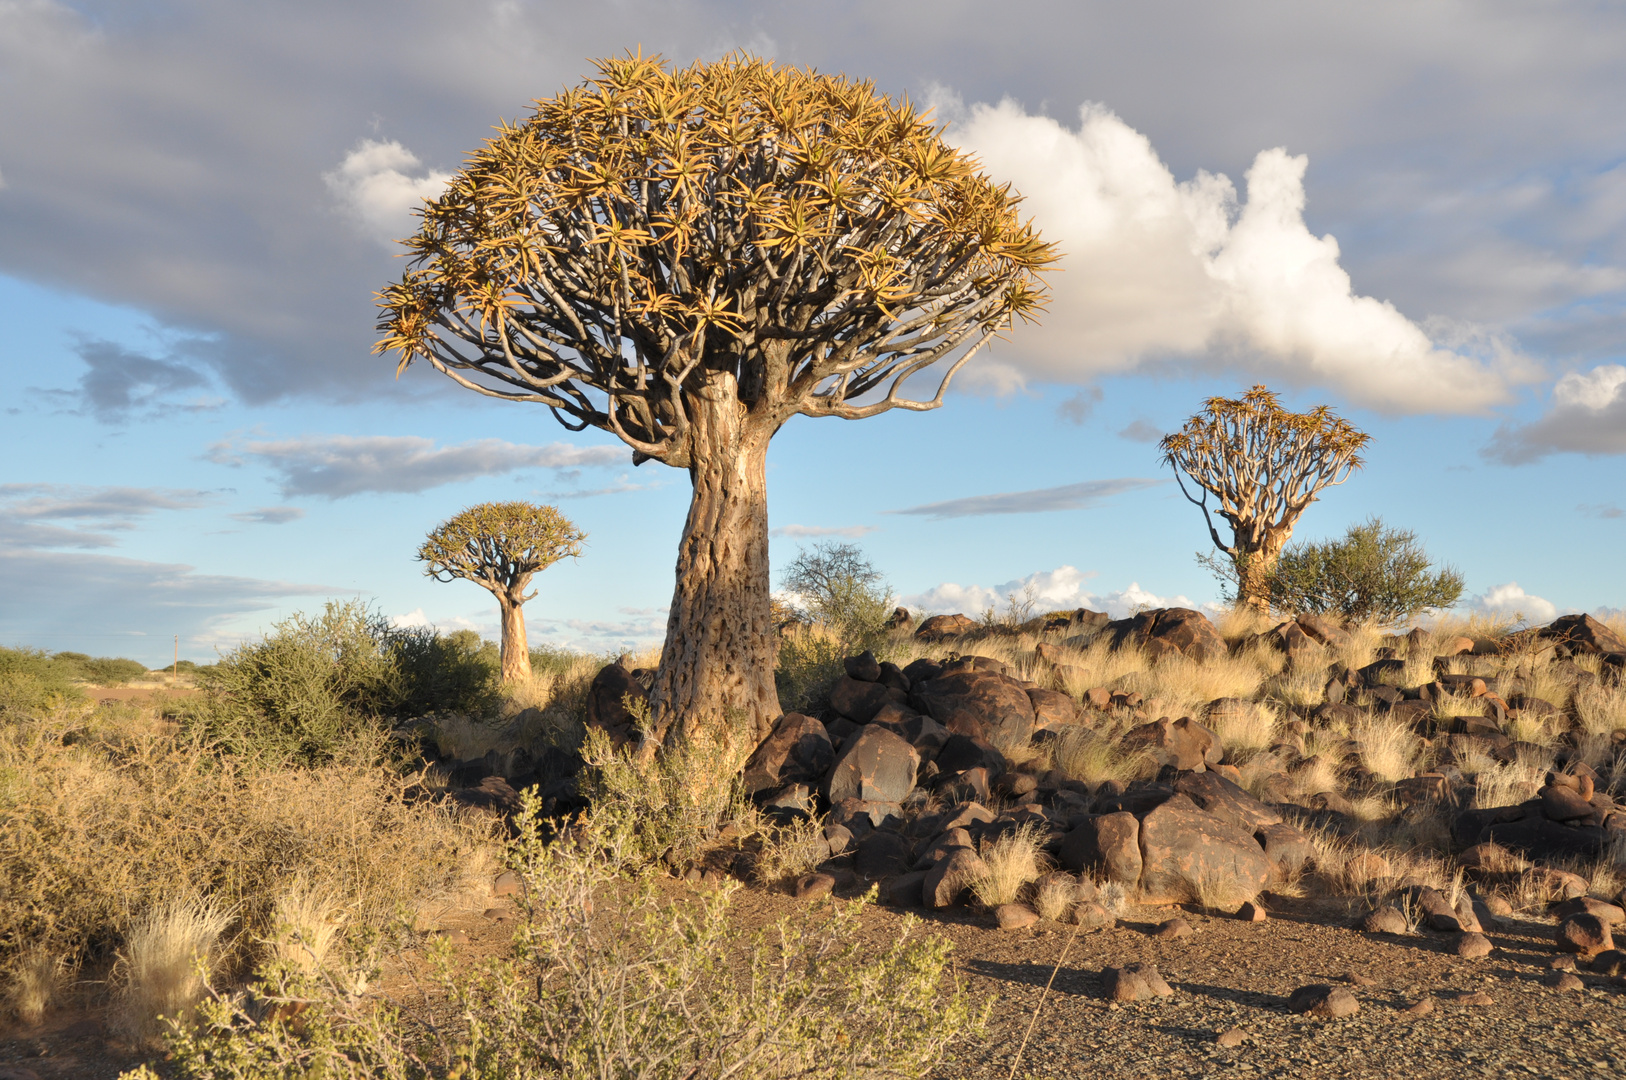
[937,96,1540,413]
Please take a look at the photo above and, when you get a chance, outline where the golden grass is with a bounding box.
[1350,713,1421,783]
[266,879,348,973]
[754,815,831,885]
[1204,698,1280,757]
[1052,728,1155,786]
[1574,683,1626,738]
[118,897,232,1039]
[0,702,498,1003]
[969,824,1048,908]
[1032,875,1078,922]
[4,946,66,1026]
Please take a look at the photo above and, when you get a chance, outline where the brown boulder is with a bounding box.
[1121,715,1221,771]
[994,903,1039,930]
[1174,770,1282,830]
[1557,913,1614,957]
[1027,687,1084,730]
[1295,613,1351,651]
[1541,784,1596,822]
[909,669,1036,745]
[585,662,648,742]
[1058,811,1142,884]
[923,847,984,908]
[915,613,976,641]
[826,726,918,805]
[1254,821,1315,882]
[742,713,834,795]
[1106,607,1228,663]
[1103,962,1174,1001]
[843,650,883,682]
[1552,897,1625,925]
[1288,984,1359,1018]
[1136,796,1272,905]
[1360,906,1409,934]
[829,675,904,722]
[1540,613,1626,655]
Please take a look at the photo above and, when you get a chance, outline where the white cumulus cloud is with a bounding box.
[900,565,1192,620]
[323,139,452,246]
[1466,582,1559,623]
[939,96,1538,413]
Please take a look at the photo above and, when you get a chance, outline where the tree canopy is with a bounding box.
[1162,385,1371,611]
[374,52,1055,465]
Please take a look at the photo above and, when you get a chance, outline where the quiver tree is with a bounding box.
[1159,385,1370,614]
[376,53,1054,742]
[416,502,586,683]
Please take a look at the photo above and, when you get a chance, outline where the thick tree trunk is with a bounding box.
[497,595,532,684]
[1234,529,1291,615]
[649,377,782,747]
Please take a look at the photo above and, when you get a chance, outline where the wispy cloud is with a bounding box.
[0,485,215,549]
[1116,419,1163,443]
[1056,387,1103,424]
[889,477,1165,520]
[771,524,878,538]
[33,339,222,424]
[230,506,306,525]
[539,474,662,499]
[209,434,626,498]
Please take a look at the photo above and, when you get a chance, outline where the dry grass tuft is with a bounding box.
[1033,876,1079,922]
[1052,729,1155,786]
[754,816,831,885]
[1351,714,1421,783]
[969,824,1048,908]
[1205,698,1280,757]
[5,946,67,1026]
[119,897,232,1039]
[266,879,348,972]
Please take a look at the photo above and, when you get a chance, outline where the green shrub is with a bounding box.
[136,798,979,1080]
[774,624,849,714]
[0,646,150,711]
[1267,516,1464,624]
[780,541,893,650]
[49,652,151,685]
[388,626,500,719]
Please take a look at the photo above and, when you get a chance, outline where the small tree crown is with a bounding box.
[374,52,1056,467]
[417,501,586,600]
[1159,385,1371,554]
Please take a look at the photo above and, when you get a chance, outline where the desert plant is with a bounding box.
[1163,385,1371,612]
[387,626,501,719]
[1266,517,1464,623]
[1053,729,1154,786]
[754,814,832,886]
[377,52,1055,745]
[780,541,894,649]
[774,621,852,714]
[146,800,981,1080]
[969,824,1048,909]
[118,897,233,1039]
[417,502,586,683]
[580,724,753,869]
[1032,876,1078,922]
[265,880,348,973]
[5,946,66,1026]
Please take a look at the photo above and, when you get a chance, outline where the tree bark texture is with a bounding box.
[498,595,532,684]
[1233,529,1291,614]
[649,376,782,745]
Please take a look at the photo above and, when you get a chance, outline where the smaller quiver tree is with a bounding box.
[1160,385,1370,614]
[416,502,586,683]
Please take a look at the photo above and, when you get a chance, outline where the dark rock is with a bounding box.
[585,662,648,743]
[1541,784,1596,822]
[1237,900,1268,922]
[828,797,902,832]
[1552,897,1625,925]
[1254,822,1315,882]
[885,870,926,907]
[1540,613,1626,655]
[939,802,997,832]
[1103,962,1175,1001]
[901,657,943,685]
[1105,607,1229,663]
[854,830,913,879]
[934,733,1007,775]
[923,847,984,908]
[877,661,910,694]
[829,675,904,723]
[1591,949,1626,976]
[761,783,815,815]
[1027,687,1085,730]
[742,713,835,795]
[1360,906,1409,934]
[913,828,973,870]
[1454,932,1493,958]
[910,670,1036,745]
[884,607,913,631]
[994,903,1039,930]
[1069,901,1115,930]
[843,650,882,682]
[827,725,918,805]
[824,823,854,855]
[1058,811,1142,883]
[1120,715,1221,771]
[1137,796,1272,905]
[1295,613,1351,651]
[915,613,976,641]
[1094,781,1175,817]
[1174,770,1282,830]
[1287,984,1359,1018]
[1557,913,1614,956]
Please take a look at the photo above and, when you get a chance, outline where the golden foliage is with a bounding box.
[375,52,1056,464]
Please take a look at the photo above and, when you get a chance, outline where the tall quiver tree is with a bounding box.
[376,54,1055,742]
[1159,385,1370,614]
[416,502,586,684]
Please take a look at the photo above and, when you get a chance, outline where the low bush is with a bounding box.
[133,801,980,1080]
[0,701,496,1021]
[1266,516,1464,623]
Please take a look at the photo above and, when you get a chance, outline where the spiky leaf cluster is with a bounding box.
[417,501,585,602]
[375,52,1055,466]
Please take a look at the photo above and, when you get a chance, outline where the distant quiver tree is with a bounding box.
[1160,385,1371,614]
[375,53,1055,741]
[416,502,585,684]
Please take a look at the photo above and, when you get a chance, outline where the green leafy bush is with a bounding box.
[1267,516,1464,624]
[0,647,152,715]
[780,542,893,649]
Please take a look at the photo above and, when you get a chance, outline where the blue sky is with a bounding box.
[1,1,1623,666]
